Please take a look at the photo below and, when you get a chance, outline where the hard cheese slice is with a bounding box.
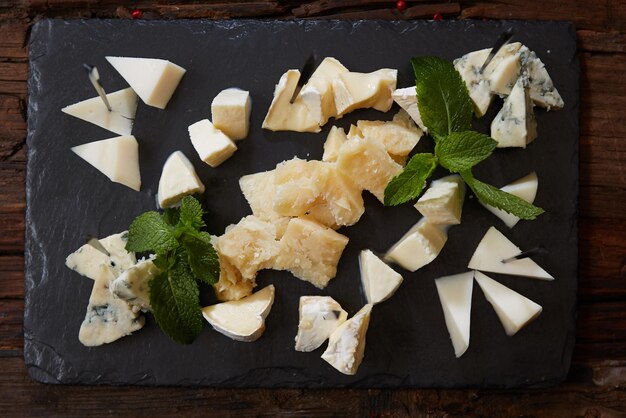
[61,88,138,135]
[157,151,205,208]
[481,172,538,228]
[474,271,542,336]
[65,231,136,280]
[106,56,186,109]
[359,249,403,305]
[468,227,554,280]
[435,271,474,358]
[295,296,348,352]
[71,135,140,191]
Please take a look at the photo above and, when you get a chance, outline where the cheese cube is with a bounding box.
[453,49,494,117]
[491,76,537,148]
[359,249,403,305]
[273,218,349,289]
[332,69,397,115]
[273,158,331,217]
[71,135,141,191]
[188,119,237,167]
[356,113,423,158]
[482,42,523,96]
[322,126,347,162]
[65,231,136,280]
[414,175,466,225]
[300,57,349,125]
[295,296,348,352]
[392,86,428,131]
[106,56,185,109]
[435,271,474,358]
[385,219,448,272]
[211,88,251,140]
[157,151,205,208]
[481,172,538,228]
[110,257,159,313]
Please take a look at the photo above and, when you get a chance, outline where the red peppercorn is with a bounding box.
[433,12,443,20]
[131,9,142,19]
[396,0,407,11]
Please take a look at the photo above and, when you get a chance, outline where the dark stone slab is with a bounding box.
[25,19,579,388]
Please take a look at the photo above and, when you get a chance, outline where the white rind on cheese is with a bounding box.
[359,249,403,305]
[188,119,237,168]
[322,126,348,163]
[392,86,428,131]
[481,172,538,228]
[332,69,398,116]
[106,56,186,109]
[62,88,138,135]
[453,49,494,117]
[110,257,159,313]
[71,135,141,191]
[385,219,448,272]
[321,304,372,375]
[295,296,348,352]
[491,76,537,148]
[202,284,275,342]
[211,88,252,140]
[300,57,349,125]
[65,231,136,280]
[435,271,474,358]
[157,151,205,208]
[414,174,466,225]
[468,227,554,280]
[474,271,542,336]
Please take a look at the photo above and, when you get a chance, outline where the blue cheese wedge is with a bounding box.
[414,175,465,225]
[157,151,205,208]
[295,296,348,352]
[491,76,537,148]
[359,249,403,305]
[481,172,538,228]
[453,49,493,117]
[65,231,136,280]
[321,304,372,375]
[78,265,145,346]
[188,119,237,168]
[385,219,448,272]
[211,88,251,140]
[482,42,524,96]
[435,271,474,358]
[519,47,564,110]
[110,257,159,313]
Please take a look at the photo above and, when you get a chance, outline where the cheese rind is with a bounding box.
[65,231,136,280]
[435,271,474,358]
[359,249,403,305]
[110,257,159,313]
[188,119,237,167]
[106,56,186,109]
[211,88,251,140]
[414,175,466,225]
[468,227,554,280]
[474,271,542,336]
[71,135,141,191]
[300,57,349,125]
[332,69,398,115]
[385,219,448,272]
[453,49,493,117]
[295,296,348,352]
[481,172,538,228]
[392,86,428,131]
[62,88,138,135]
[321,304,372,375]
[157,151,205,208]
[491,76,537,148]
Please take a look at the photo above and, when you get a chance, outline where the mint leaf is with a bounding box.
[179,196,205,230]
[149,249,203,345]
[126,212,178,253]
[384,153,438,206]
[436,131,497,172]
[162,208,180,227]
[412,57,473,138]
[181,230,220,285]
[461,170,545,220]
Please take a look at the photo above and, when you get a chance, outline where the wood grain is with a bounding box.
[0,0,625,415]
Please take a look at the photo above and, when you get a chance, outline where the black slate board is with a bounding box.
[25,19,579,388]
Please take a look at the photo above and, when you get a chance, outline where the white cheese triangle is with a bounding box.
[474,271,542,336]
[157,151,205,208]
[62,88,138,135]
[202,284,275,342]
[295,296,348,352]
[435,271,474,358]
[71,135,141,191]
[321,304,372,375]
[106,56,186,109]
[468,227,554,280]
[359,249,403,305]
[65,231,136,280]
[481,172,538,228]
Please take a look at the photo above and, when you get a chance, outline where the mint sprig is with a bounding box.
[126,196,220,344]
[436,131,496,173]
[384,153,437,206]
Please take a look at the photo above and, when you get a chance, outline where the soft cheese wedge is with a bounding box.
[72,135,140,191]
[111,257,159,313]
[262,69,320,132]
[359,249,403,305]
[321,304,373,375]
[188,119,237,167]
[65,231,136,280]
[332,69,397,116]
[435,271,474,358]
[392,86,428,131]
[157,151,205,208]
[491,76,537,148]
[62,88,138,135]
[295,296,348,352]
[211,88,251,140]
[468,227,554,280]
[474,271,542,336]
[414,175,466,225]
[385,219,448,272]
[211,236,254,302]
[79,265,145,346]
[482,42,524,96]
[481,172,538,228]
[300,57,349,125]
[202,284,275,342]
[453,48,493,117]
[106,56,186,109]
[322,126,348,162]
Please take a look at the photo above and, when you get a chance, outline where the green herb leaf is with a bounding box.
[384,153,438,206]
[461,170,545,220]
[181,230,220,285]
[179,196,206,230]
[162,208,180,227]
[149,249,204,345]
[126,212,178,253]
[436,131,497,172]
[411,57,473,138]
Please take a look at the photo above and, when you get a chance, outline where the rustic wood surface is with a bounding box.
[1,0,625,416]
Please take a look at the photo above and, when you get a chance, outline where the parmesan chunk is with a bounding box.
[239,170,281,221]
[211,236,254,302]
[273,158,331,217]
[322,126,348,163]
[356,112,423,158]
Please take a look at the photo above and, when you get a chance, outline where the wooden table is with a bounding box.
[1,1,625,415]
